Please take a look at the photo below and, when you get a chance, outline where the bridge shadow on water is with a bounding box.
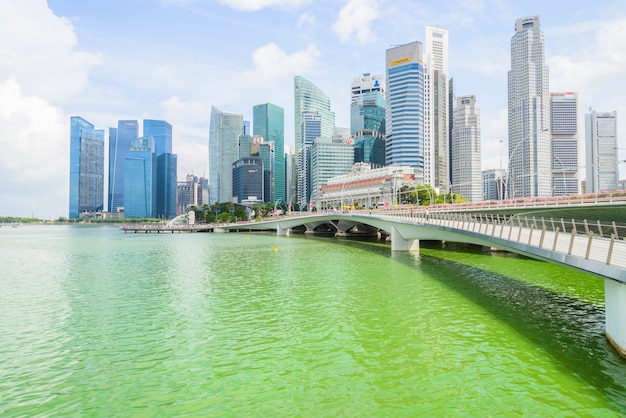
[414,242,626,410]
[307,235,626,409]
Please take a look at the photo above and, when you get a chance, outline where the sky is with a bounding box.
[2,0,626,219]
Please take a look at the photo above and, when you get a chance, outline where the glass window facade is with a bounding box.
[109,120,138,212]
[253,103,285,203]
[69,116,105,218]
[124,136,157,218]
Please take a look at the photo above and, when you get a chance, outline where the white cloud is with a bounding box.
[332,0,381,46]
[218,0,311,11]
[0,0,101,104]
[242,43,321,79]
[298,12,316,28]
[0,79,68,218]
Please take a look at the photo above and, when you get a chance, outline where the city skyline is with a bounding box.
[2,1,626,218]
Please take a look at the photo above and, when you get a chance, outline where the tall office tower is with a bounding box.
[424,26,449,191]
[508,16,551,197]
[253,103,285,202]
[350,73,386,168]
[108,120,138,213]
[448,77,455,181]
[144,119,177,218]
[69,116,105,219]
[298,111,322,208]
[310,137,355,206]
[232,157,264,205]
[294,76,335,155]
[451,95,482,202]
[285,146,296,209]
[550,93,580,196]
[385,41,424,169]
[482,169,505,201]
[209,106,244,204]
[124,136,157,218]
[259,142,274,202]
[585,109,619,192]
[177,175,209,215]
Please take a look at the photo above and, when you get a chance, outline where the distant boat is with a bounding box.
[12,223,19,228]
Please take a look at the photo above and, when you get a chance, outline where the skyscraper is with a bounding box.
[108,120,138,213]
[350,73,386,168]
[385,41,424,170]
[508,16,551,197]
[124,136,157,218]
[69,116,105,219]
[144,119,177,218]
[585,109,618,192]
[209,106,243,204]
[550,92,580,196]
[310,137,355,207]
[294,76,335,155]
[424,26,449,191]
[253,103,285,202]
[298,111,322,208]
[451,95,482,202]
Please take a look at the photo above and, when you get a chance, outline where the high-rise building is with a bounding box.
[294,76,335,155]
[550,92,580,196]
[259,142,274,203]
[108,120,138,213]
[144,119,177,218]
[253,103,285,202]
[424,26,449,191]
[448,77,455,182]
[451,95,482,202]
[69,116,105,219]
[209,106,244,204]
[310,137,354,207]
[124,136,157,218]
[350,73,386,168]
[177,175,208,215]
[385,41,424,169]
[585,109,618,192]
[508,16,551,197]
[297,111,322,208]
[232,157,264,205]
[482,169,505,201]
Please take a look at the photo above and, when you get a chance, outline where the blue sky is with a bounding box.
[1,0,626,219]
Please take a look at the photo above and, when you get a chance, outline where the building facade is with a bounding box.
[209,106,243,204]
[424,26,449,191]
[350,73,386,168]
[451,95,482,202]
[550,92,580,196]
[482,169,505,201]
[232,157,264,205]
[310,137,355,207]
[108,120,138,213]
[69,116,105,219]
[177,175,208,215]
[124,136,157,218]
[144,119,177,218]
[385,41,424,169]
[297,111,322,208]
[508,16,551,197]
[253,103,285,203]
[585,109,619,192]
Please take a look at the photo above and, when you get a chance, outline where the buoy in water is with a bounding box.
[273,245,278,252]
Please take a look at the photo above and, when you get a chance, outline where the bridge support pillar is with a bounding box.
[277,224,289,237]
[605,279,626,357]
[390,226,419,252]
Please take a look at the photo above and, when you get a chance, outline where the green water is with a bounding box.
[1,225,626,416]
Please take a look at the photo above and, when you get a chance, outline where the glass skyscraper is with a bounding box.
[451,95,482,202]
[350,73,386,168]
[551,92,580,196]
[124,136,157,218]
[298,111,322,208]
[385,41,425,170]
[209,106,243,204]
[109,120,138,213]
[69,116,105,219]
[508,16,551,197]
[253,103,285,203]
[294,76,335,156]
[585,109,618,192]
[144,119,177,219]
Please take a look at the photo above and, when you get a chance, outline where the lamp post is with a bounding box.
[553,155,567,196]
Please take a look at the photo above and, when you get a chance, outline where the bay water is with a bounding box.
[1,225,626,416]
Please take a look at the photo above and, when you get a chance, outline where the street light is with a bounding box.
[553,155,567,196]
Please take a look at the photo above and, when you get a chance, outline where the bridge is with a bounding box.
[219,193,626,357]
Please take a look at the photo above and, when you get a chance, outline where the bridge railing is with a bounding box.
[372,209,626,270]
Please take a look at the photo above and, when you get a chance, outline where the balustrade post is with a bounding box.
[583,219,590,235]
[550,218,555,232]
[568,225,577,256]
[585,232,594,260]
[613,221,619,239]
[597,220,604,238]
[607,234,616,265]
[553,227,560,251]
[561,218,566,233]
[528,225,534,245]
[517,218,523,242]
[539,225,546,248]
